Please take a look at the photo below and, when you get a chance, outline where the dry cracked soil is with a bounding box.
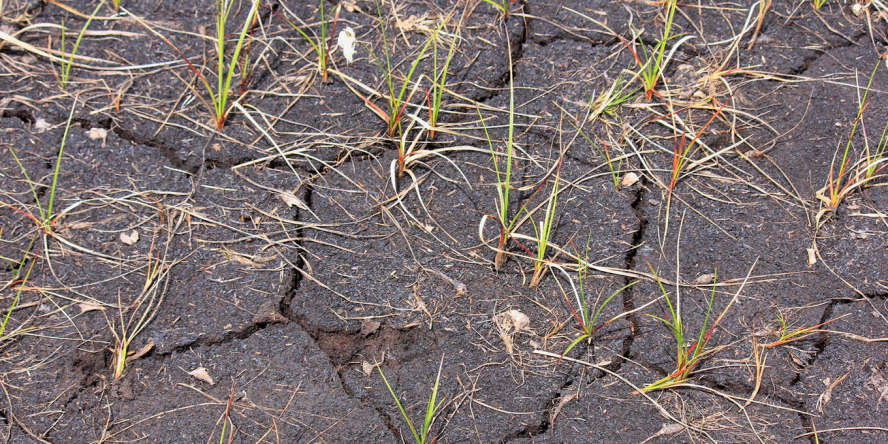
[1,0,888,442]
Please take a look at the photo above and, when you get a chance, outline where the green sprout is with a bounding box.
[275,1,341,83]
[376,356,446,444]
[58,0,105,89]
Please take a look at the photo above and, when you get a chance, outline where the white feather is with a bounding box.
[338,27,356,64]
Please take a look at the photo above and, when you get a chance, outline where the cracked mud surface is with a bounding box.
[1,0,888,442]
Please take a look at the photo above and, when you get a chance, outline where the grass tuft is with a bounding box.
[8,101,78,232]
[561,238,638,356]
[365,0,435,141]
[377,355,446,444]
[815,61,887,226]
[480,0,519,19]
[478,25,517,270]
[427,20,462,140]
[527,167,561,288]
[274,1,341,83]
[57,0,105,89]
[632,0,681,101]
[124,0,259,129]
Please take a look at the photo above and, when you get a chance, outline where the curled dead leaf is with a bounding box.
[341,0,361,12]
[87,127,108,147]
[866,367,888,409]
[120,230,139,246]
[493,310,530,354]
[495,309,529,334]
[620,172,639,188]
[509,310,529,331]
[806,248,817,267]
[78,302,104,313]
[126,342,154,363]
[691,273,715,285]
[642,423,685,443]
[187,367,215,385]
[852,3,865,17]
[34,118,50,133]
[550,392,577,428]
[223,248,262,268]
[279,191,309,210]
[361,361,375,377]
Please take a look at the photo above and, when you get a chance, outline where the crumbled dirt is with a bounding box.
[1,0,887,442]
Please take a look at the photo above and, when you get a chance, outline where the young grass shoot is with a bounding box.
[124,0,259,129]
[427,24,461,140]
[109,231,176,379]
[276,1,341,83]
[377,356,446,444]
[635,0,680,101]
[762,311,850,349]
[642,218,757,392]
[643,261,720,392]
[364,1,435,139]
[8,102,78,232]
[643,257,756,391]
[480,0,519,20]
[561,239,639,356]
[815,61,886,225]
[572,124,623,189]
[478,26,517,270]
[58,0,105,89]
[0,236,39,344]
[528,168,561,288]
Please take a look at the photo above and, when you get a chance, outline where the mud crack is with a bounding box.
[620,175,650,357]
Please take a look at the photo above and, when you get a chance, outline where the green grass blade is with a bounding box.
[45,102,78,228]
[432,23,460,128]
[393,34,435,123]
[0,235,38,341]
[284,16,321,61]
[377,364,422,443]
[480,0,507,15]
[537,171,560,264]
[477,106,506,221]
[502,25,515,227]
[375,0,396,111]
[61,0,106,88]
[218,0,259,126]
[590,281,638,328]
[7,148,45,223]
[319,0,326,68]
[693,268,718,360]
[420,356,445,442]
[562,334,590,357]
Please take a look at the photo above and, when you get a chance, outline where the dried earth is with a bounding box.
[1,0,887,443]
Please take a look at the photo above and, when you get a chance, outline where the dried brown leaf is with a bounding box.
[187,367,215,385]
[279,191,309,211]
[78,302,104,313]
[620,172,639,188]
[691,273,715,285]
[119,230,139,246]
[127,341,154,363]
[87,127,108,147]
